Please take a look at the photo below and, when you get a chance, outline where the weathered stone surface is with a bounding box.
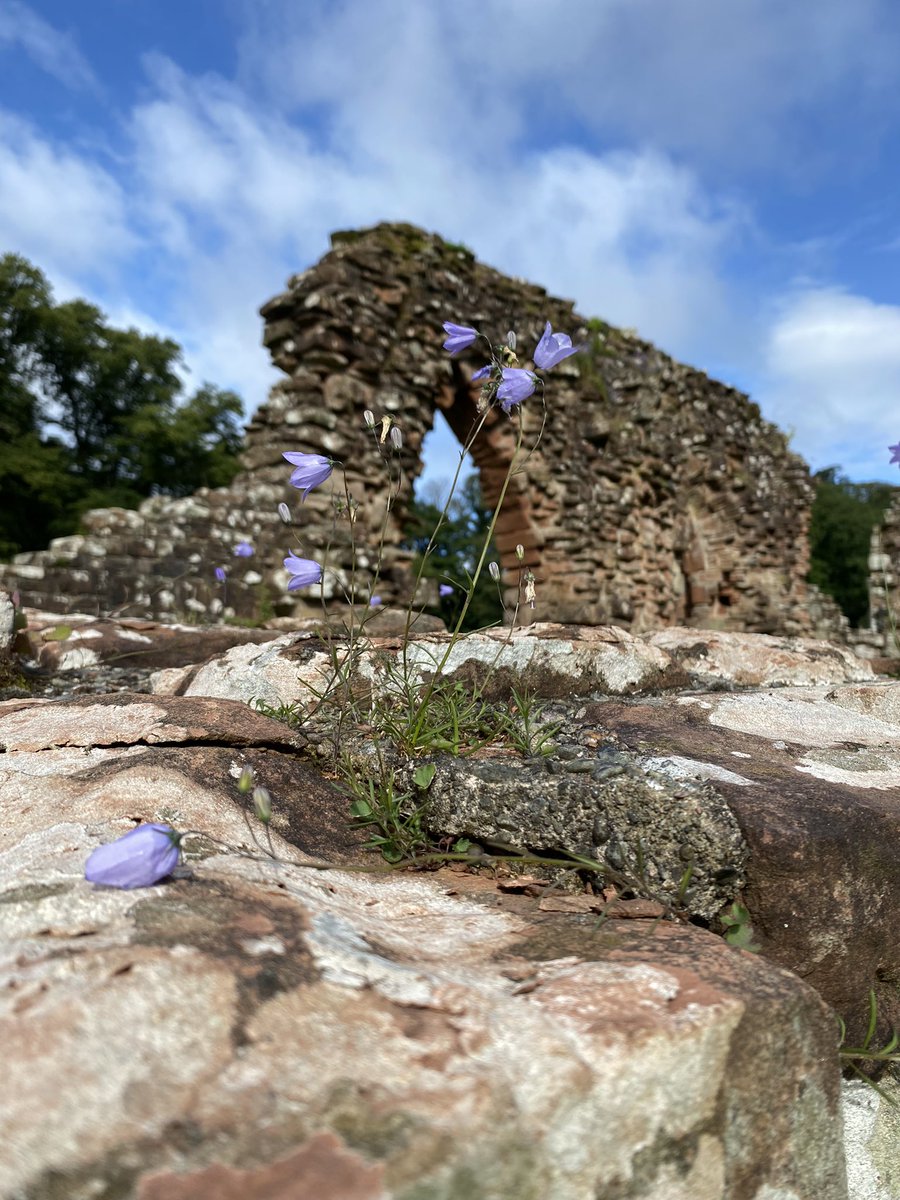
[152,623,680,704]
[582,684,900,1044]
[149,621,877,707]
[842,1076,900,1199]
[0,694,360,867]
[0,223,824,641]
[401,753,746,921]
[18,610,284,672]
[139,625,900,1034]
[5,630,900,1196]
[648,627,874,687]
[0,589,15,657]
[137,1132,387,1200]
[0,800,847,1199]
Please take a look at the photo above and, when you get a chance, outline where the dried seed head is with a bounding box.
[253,786,272,824]
[524,569,536,609]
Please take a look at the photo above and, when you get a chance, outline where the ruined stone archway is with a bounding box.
[0,222,816,635]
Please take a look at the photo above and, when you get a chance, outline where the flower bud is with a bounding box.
[489,561,501,582]
[515,544,524,560]
[238,765,255,794]
[364,409,376,428]
[278,502,291,524]
[506,330,517,351]
[390,425,403,450]
[253,786,272,824]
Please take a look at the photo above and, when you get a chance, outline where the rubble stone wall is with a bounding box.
[0,222,817,634]
[868,498,900,654]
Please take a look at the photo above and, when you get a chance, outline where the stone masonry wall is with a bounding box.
[867,496,900,655]
[0,222,816,634]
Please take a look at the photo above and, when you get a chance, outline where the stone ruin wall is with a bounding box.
[0,222,819,636]
[867,495,900,655]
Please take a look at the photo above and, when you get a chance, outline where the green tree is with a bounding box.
[808,467,897,626]
[403,474,505,631]
[0,254,244,558]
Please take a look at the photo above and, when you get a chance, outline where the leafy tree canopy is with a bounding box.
[808,466,897,626]
[0,253,243,558]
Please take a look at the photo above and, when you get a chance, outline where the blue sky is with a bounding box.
[2,0,900,490]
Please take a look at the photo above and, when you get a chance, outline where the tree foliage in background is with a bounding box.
[808,467,897,626]
[0,253,244,559]
[403,474,504,631]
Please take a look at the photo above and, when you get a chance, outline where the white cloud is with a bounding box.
[120,55,740,410]
[2,0,895,492]
[468,147,742,355]
[0,112,136,276]
[237,0,900,173]
[0,0,98,91]
[760,288,900,479]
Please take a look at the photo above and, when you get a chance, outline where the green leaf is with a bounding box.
[44,624,72,641]
[413,764,436,790]
[349,799,373,820]
[452,838,471,853]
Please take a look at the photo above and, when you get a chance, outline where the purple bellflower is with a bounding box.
[889,442,900,466]
[533,322,579,370]
[442,322,478,354]
[369,595,383,606]
[284,554,323,592]
[85,823,182,889]
[215,566,227,583]
[283,452,333,500]
[497,368,537,412]
[439,583,454,597]
[471,365,492,382]
[234,542,254,557]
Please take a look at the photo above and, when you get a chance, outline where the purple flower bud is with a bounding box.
[506,330,517,351]
[442,322,478,355]
[369,595,383,606]
[215,567,227,583]
[233,542,254,557]
[489,562,501,582]
[278,502,291,523]
[890,442,900,465]
[282,452,334,500]
[471,365,492,382]
[390,425,403,450]
[533,321,579,370]
[85,823,181,889]
[439,583,454,597]
[284,554,323,592]
[497,368,536,412]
